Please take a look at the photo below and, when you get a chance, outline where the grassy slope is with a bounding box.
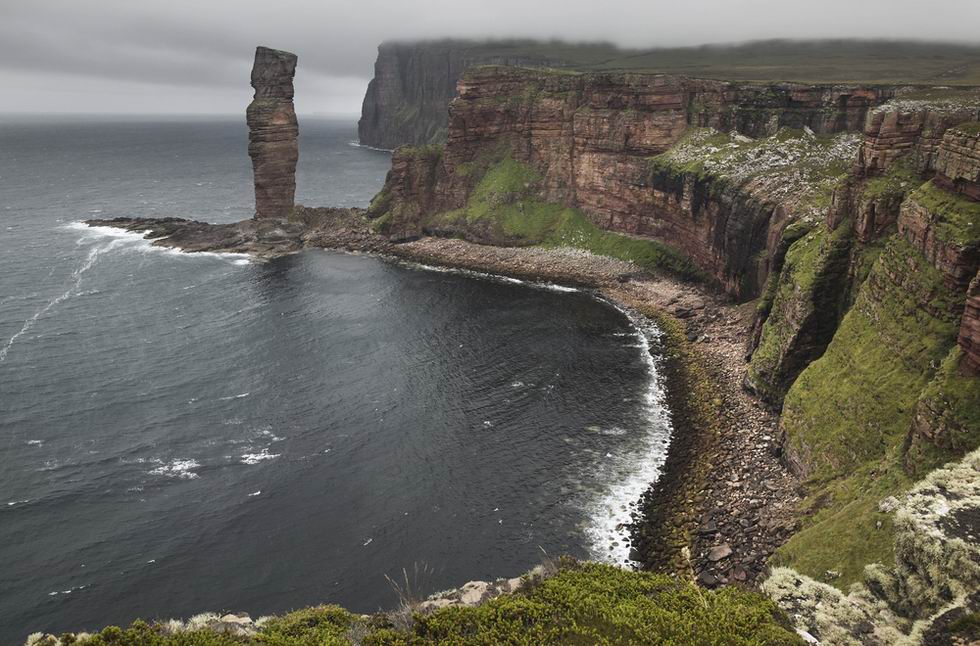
[47,563,802,645]
[429,156,701,278]
[772,236,966,587]
[412,39,980,85]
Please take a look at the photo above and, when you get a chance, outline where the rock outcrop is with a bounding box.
[934,122,980,200]
[358,41,589,149]
[961,272,980,375]
[369,66,892,300]
[247,46,299,219]
[358,39,980,151]
[745,106,980,405]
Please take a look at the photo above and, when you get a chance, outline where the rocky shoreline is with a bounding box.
[83,212,803,588]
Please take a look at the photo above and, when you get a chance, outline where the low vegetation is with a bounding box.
[653,127,858,221]
[906,180,980,247]
[30,562,802,645]
[412,39,980,85]
[429,156,702,278]
[773,236,965,585]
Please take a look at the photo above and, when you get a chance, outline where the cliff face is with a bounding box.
[746,102,980,402]
[358,40,980,151]
[367,66,980,599]
[371,66,892,299]
[247,46,299,219]
[358,42,584,150]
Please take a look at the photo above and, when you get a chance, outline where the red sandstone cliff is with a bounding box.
[372,66,894,299]
[247,46,299,219]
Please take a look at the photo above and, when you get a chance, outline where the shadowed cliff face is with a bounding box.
[247,46,298,219]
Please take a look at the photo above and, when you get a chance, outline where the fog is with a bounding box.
[1,0,978,114]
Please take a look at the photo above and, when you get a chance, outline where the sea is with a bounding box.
[0,115,671,643]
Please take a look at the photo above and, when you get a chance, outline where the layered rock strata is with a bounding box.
[370,66,892,299]
[934,122,980,200]
[247,46,299,219]
[746,110,980,404]
[961,272,980,375]
[358,41,592,149]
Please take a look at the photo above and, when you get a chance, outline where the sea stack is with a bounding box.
[247,46,298,219]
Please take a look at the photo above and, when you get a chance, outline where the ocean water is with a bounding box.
[0,116,671,642]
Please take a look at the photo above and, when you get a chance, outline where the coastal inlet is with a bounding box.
[0,115,670,642]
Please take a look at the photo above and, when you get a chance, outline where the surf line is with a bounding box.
[0,238,121,362]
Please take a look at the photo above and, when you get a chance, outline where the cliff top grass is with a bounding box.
[907,180,980,247]
[385,38,980,85]
[863,156,921,202]
[870,93,980,116]
[951,119,980,136]
[32,562,803,645]
[654,127,859,220]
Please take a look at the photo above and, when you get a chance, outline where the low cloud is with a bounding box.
[1,0,978,114]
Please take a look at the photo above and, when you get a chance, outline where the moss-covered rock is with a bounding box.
[745,220,854,405]
[770,235,965,585]
[781,236,963,481]
[904,347,980,477]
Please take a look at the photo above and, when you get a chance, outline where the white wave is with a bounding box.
[347,140,394,153]
[218,392,250,401]
[402,260,580,294]
[48,584,87,596]
[6,499,30,507]
[68,221,253,265]
[248,490,262,497]
[240,448,280,465]
[582,303,673,567]
[149,458,201,479]
[0,238,121,362]
[260,428,284,442]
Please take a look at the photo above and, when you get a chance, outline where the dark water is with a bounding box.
[0,116,670,643]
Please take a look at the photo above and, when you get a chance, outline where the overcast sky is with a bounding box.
[2,0,979,115]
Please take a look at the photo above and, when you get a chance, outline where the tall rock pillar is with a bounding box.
[247,46,298,219]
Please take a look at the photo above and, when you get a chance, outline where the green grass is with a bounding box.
[904,347,980,476]
[951,120,980,136]
[906,180,980,247]
[773,236,966,585]
[863,156,920,202]
[388,39,980,85]
[746,220,853,402]
[430,156,701,278]
[60,563,802,646]
[772,456,907,588]
[782,237,962,479]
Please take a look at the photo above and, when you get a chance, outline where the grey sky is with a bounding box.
[2,0,978,115]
